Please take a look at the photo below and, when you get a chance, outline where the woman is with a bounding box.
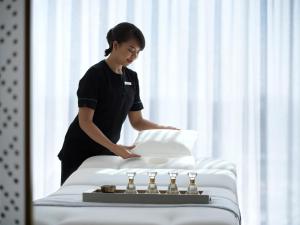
[58,22,176,185]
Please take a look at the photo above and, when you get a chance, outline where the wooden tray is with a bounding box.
[83,189,210,204]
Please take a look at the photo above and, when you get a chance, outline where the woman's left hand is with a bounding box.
[118,144,136,150]
[159,125,180,130]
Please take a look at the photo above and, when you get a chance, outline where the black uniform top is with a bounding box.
[58,60,144,162]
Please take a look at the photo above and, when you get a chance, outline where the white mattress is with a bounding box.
[33,156,241,225]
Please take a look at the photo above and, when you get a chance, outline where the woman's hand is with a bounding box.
[111,144,141,159]
[159,125,180,130]
[128,111,180,131]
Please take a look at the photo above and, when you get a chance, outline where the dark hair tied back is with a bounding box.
[104,29,114,56]
[104,22,145,57]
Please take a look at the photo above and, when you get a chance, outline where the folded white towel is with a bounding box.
[131,129,198,158]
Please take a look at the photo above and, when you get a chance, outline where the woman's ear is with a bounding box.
[112,41,119,50]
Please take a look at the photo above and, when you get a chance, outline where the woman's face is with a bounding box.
[113,39,141,66]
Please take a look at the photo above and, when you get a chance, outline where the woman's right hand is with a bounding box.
[111,144,141,159]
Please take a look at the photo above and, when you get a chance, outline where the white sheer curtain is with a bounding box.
[31,1,300,225]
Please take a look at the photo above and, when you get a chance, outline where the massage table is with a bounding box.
[33,155,241,225]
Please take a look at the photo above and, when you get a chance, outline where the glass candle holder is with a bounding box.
[146,171,160,194]
[167,171,179,195]
[186,172,199,195]
[125,172,138,194]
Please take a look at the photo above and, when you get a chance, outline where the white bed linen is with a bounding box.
[33,156,240,225]
[78,156,236,176]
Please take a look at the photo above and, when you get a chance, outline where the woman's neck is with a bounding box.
[105,56,123,74]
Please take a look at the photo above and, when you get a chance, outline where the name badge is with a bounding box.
[124,81,132,86]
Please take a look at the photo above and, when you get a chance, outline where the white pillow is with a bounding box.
[131,129,198,158]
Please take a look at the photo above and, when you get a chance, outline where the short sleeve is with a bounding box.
[77,67,99,109]
[130,72,144,111]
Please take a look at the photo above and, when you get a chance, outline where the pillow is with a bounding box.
[131,129,198,158]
